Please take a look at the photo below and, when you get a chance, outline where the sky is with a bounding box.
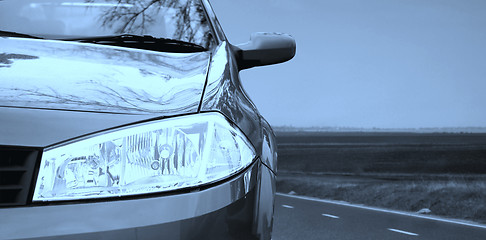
[210,0,486,128]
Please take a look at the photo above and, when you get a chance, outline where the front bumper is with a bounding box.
[0,161,264,240]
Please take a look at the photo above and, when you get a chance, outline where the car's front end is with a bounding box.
[1,144,263,239]
[0,0,294,239]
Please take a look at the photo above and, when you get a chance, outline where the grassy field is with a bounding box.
[275,131,486,223]
[277,132,486,174]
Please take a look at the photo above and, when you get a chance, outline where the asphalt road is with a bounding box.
[273,193,486,240]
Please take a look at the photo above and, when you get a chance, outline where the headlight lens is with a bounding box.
[33,112,256,201]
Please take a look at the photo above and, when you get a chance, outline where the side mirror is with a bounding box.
[232,32,296,70]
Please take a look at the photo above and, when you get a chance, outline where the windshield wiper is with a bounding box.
[60,34,207,53]
[0,30,42,39]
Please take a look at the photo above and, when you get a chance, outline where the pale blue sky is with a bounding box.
[210,0,486,128]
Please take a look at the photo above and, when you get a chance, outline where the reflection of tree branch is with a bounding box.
[1,78,202,114]
[119,0,158,34]
[141,7,146,34]
[86,0,211,48]
[95,84,143,109]
[0,53,39,65]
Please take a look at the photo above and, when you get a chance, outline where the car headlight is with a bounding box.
[33,112,256,201]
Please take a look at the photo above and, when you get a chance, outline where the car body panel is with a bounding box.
[200,40,278,240]
[0,0,288,239]
[261,119,278,173]
[254,165,277,240]
[201,42,262,154]
[0,161,260,240]
[0,107,161,147]
[0,37,210,115]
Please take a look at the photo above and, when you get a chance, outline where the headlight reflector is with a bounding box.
[33,112,256,201]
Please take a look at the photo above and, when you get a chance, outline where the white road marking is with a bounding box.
[276,193,486,230]
[388,228,419,236]
[282,205,294,209]
[322,214,340,219]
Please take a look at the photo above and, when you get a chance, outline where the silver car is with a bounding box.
[0,0,295,239]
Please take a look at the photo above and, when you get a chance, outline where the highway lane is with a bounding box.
[273,193,486,240]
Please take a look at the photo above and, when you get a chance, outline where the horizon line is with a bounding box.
[271,125,486,133]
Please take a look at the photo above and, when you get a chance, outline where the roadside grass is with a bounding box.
[277,172,486,224]
[274,131,486,224]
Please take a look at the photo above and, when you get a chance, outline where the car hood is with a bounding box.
[0,107,164,147]
[0,37,210,114]
[0,37,211,147]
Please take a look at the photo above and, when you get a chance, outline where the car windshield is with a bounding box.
[0,0,212,49]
